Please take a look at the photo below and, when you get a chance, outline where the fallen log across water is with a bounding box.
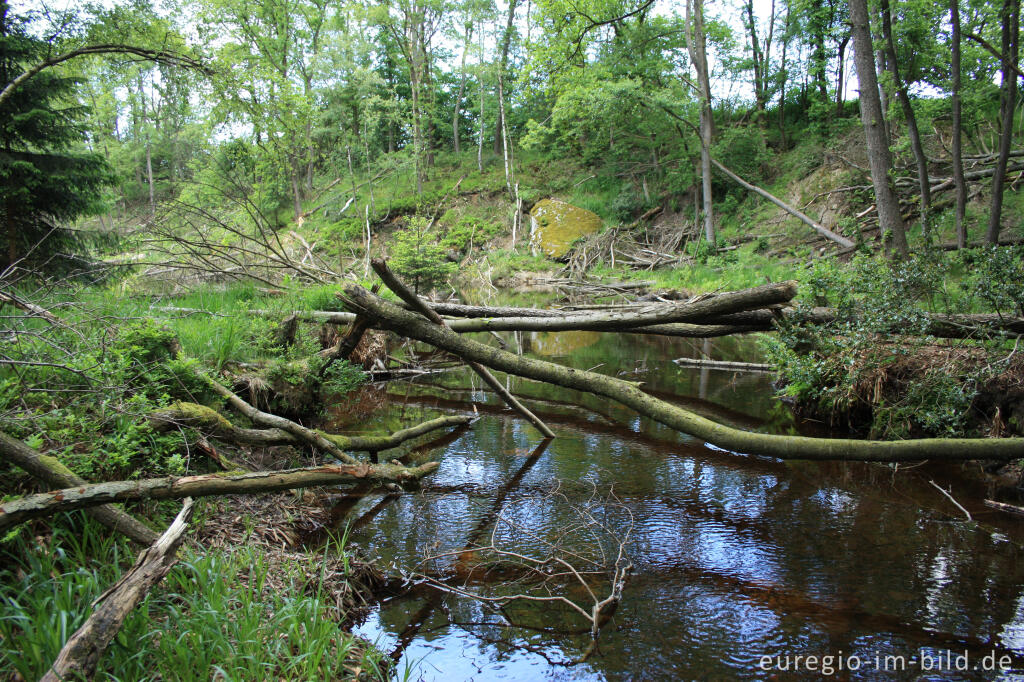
[149,402,471,455]
[342,285,1024,462]
[155,299,1024,341]
[371,258,557,439]
[0,458,439,534]
[40,500,195,682]
[0,432,158,545]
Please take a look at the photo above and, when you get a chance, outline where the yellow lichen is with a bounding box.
[529,199,602,259]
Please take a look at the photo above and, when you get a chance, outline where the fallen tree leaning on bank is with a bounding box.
[341,285,1024,462]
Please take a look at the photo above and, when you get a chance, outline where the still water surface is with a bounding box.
[325,330,1024,680]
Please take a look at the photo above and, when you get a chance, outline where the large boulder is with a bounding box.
[529,199,602,259]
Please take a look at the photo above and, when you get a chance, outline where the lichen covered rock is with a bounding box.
[529,199,602,259]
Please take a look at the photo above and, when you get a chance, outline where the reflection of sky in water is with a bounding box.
[337,332,1024,680]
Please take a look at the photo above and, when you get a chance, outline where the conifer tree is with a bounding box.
[0,5,114,275]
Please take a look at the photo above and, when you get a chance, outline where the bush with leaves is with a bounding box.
[761,251,1019,438]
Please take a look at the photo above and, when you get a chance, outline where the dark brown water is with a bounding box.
[325,329,1024,681]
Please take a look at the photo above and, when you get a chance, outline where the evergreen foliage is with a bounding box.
[0,6,114,275]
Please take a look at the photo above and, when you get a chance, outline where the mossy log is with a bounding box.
[41,500,195,682]
[149,402,471,453]
[0,432,158,545]
[0,461,439,534]
[343,285,1024,462]
[198,374,361,465]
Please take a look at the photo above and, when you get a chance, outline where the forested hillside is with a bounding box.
[3,0,1024,678]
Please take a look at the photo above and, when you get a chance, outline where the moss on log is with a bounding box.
[343,285,1024,462]
[0,432,158,545]
[149,402,471,453]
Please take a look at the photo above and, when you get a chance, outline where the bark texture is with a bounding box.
[0,461,438,533]
[849,0,909,255]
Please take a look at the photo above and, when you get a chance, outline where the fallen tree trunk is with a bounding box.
[149,403,470,454]
[437,307,1024,339]
[198,374,361,465]
[0,461,439,534]
[710,158,856,248]
[41,500,195,682]
[370,259,557,439]
[343,285,1024,462]
[672,357,773,372]
[0,432,158,545]
[352,281,799,335]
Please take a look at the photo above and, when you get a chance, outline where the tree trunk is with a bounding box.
[370,259,555,438]
[477,18,485,172]
[880,0,932,229]
[710,158,855,247]
[344,286,1024,462]
[0,432,158,545]
[849,0,909,256]
[951,0,968,248]
[149,403,470,454]
[744,0,766,118]
[0,462,439,534]
[835,34,849,116]
[778,5,790,146]
[493,0,519,157]
[145,140,155,218]
[987,0,1020,244]
[41,500,195,682]
[453,22,472,154]
[685,0,715,245]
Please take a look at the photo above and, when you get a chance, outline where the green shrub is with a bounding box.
[389,216,456,294]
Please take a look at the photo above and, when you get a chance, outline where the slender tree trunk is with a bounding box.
[477,18,485,172]
[849,0,909,256]
[744,0,766,119]
[835,34,849,117]
[951,0,968,248]
[686,0,715,245]
[145,140,155,218]
[778,6,790,147]
[493,0,519,157]
[453,22,472,154]
[987,0,1020,244]
[880,0,932,231]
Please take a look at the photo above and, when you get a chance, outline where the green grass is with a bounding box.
[0,514,390,681]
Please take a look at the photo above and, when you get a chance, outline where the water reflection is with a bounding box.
[331,331,1024,681]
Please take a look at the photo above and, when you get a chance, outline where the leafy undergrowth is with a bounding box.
[762,248,1024,438]
[0,513,392,681]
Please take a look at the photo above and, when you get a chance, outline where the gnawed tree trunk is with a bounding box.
[849,0,909,256]
[0,432,158,545]
[343,285,1024,462]
[41,500,195,682]
[0,461,439,534]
